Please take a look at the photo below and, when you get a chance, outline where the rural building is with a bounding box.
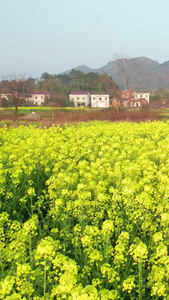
[0,92,53,106]
[134,91,150,103]
[69,92,90,107]
[111,90,150,108]
[111,98,119,108]
[0,94,11,100]
[129,91,150,108]
[129,98,149,108]
[91,93,109,108]
[28,92,53,105]
[69,92,110,107]
[120,89,134,100]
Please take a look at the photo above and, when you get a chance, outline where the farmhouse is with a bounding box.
[111,90,150,108]
[69,92,110,108]
[134,91,150,103]
[69,92,90,107]
[0,92,53,106]
[0,94,11,100]
[91,93,109,108]
[129,98,149,108]
[129,91,150,108]
[28,92,53,105]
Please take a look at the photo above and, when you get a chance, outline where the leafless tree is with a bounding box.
[112,53,142,93]
[0,74,35,119]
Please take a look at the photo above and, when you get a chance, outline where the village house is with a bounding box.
[129,91,150,108]
[0,94,11,100]
[91,93,109,108]
[111,90,133,108]
[69,92,90,107]
[69,92,109,108]
[28,92,53,105]
[120,90,134,100]
[129,98,149,108]
[111,90,150,108]
[0,92,53,106]
[134,91,150,103]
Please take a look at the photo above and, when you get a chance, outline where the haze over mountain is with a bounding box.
[63,57,169,91]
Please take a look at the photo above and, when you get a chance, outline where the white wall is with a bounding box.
[134,92,150,103]
[131,101,141,108]
[91,94,109,108]
[28,94,50,105]
[31,94,45,105]
[69,94,90,107]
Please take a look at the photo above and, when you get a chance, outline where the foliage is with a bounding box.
[0,120,13,127]
[150,88,169,101]
[1,121,169,299]
[0,71,120,109]
[44,94,74,107]
[37,70,119,98]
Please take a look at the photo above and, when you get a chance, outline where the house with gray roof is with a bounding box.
[69,92,90,107]
[69,92,110,107]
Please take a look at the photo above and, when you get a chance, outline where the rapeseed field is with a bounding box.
[1,121,169,299]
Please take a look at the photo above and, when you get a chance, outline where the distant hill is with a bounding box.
[63,57,169,91]
[62,65,98,75]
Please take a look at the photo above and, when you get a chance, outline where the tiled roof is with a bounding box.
[70,92,90,95]
[91,93,109,95]
[32,92,53,95]
[134,91,150,94]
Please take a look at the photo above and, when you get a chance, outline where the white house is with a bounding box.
[28,92,52,105]
[91,93,109,108]
[0,94,10,100]
[134,92,150,103]
[69,92,90,107]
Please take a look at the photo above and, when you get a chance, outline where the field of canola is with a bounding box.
[1,121,169,299]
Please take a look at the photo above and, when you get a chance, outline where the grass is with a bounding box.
[0,106,163,128]
[0,106,90,114]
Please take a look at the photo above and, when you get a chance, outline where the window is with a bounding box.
[140,95,142,98]
[77,97,80,100]
[105,97,107,100]
[82,97,85,100]
[35,96,37,99]
[93,97,95,100]
[99,97,102,100]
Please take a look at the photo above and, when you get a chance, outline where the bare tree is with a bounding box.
[112,53,142,92]
[111,54,144,108]
[0,74,35,119]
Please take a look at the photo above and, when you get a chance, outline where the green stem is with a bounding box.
[0,257,4,279]
[31,196,33,216]
[29,234,32,265]
[44,263,46,298]
[138,261,143,300]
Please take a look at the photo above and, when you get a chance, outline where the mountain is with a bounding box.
[62,65,96,75]
[64,57,169,91]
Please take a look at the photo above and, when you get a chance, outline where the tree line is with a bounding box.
[0,70,169,117]
[38,69,119,98]
[0,70,120,109]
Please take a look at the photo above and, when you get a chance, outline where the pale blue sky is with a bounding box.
[0,0,169,78]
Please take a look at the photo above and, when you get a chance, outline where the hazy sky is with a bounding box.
[0,0,169,78]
